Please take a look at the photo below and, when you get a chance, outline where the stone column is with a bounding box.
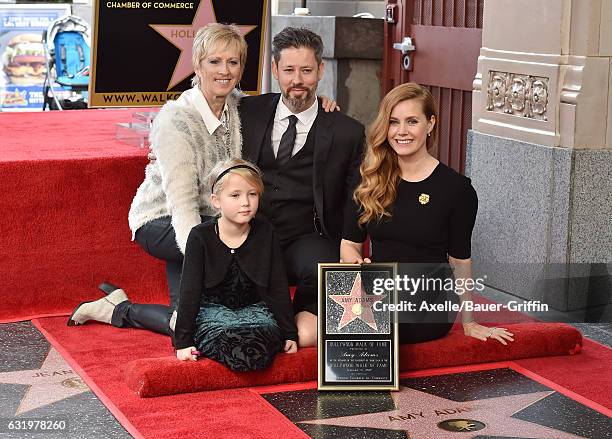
[467,0,611,313]
[271,15,383,125]
[72,1,94,27]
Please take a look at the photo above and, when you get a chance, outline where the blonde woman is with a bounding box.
[69,24,339,336]
[341,83,514,346]
[69,24,246,333]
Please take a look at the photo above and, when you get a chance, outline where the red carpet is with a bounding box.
[33,317,304,439]
[33,316,611,439]
[125,322,581,397]
[6,109,611,437]
[514,341,612,408]
[0,110,167,322]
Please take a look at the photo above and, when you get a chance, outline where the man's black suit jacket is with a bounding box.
[239,93,365,242]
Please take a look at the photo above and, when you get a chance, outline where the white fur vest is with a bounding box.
[128,88,242,253]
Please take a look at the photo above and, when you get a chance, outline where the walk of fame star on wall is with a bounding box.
[150,0,257,90]
[0,348,89,415]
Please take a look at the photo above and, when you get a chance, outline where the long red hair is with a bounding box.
[354,83,438,225]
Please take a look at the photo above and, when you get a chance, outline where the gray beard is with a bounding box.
[282,88,315,113]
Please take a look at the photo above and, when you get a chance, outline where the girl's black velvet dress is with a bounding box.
[174,217,298,371]
[344,163,478,344]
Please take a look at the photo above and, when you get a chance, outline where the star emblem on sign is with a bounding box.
[0,348,89,415]
[300,386,586,438]
[150,0,257,90]
[329,272,385,331]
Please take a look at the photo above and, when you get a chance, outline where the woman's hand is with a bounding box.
[463,321,514,345]
[176,346,198,361]
[320,95,340,112]
[340,239,371,263]
[147,148,157,164]
[283,340,298,353]
[341,256,371,264]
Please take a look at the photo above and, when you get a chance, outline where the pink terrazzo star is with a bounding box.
[0,348,89,415]
[301,386,585,438]
[150,0,257,90]
[329,272,385,331]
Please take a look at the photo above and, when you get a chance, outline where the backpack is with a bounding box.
[53,31,89,86]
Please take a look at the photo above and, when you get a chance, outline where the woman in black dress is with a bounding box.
[341,83,513,346]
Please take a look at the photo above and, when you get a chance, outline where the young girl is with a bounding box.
[173,158,298,370]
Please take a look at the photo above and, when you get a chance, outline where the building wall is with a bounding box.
[467,0,612,311]
[277,0,385,18]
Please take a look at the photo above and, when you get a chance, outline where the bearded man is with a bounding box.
[239,27,365,347]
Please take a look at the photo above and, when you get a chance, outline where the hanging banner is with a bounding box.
[0,4,71,111]
[89,0,267,107]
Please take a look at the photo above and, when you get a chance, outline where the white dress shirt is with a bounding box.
[271,97,319,158]
[180,87,229,135]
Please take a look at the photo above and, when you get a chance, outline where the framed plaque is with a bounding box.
[318,263,399,391]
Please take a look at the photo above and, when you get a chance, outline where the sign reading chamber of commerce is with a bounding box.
[89,0,267,107]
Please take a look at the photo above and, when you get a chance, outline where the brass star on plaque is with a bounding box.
[418,193,430,205]
[329,273,385,331]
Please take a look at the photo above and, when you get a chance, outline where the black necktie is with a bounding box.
[276,115,298,167]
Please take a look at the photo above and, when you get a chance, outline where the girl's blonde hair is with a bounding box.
[207,158,264,206]
[354,83,438,225]
[191,23,248,87]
